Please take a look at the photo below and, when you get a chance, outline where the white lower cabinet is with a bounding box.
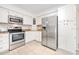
[25,31,42,43]
[0,33,9,53]
[25,31,33,43]
[33,31,42,42]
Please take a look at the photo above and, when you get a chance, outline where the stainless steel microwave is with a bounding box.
[8,15,23,24]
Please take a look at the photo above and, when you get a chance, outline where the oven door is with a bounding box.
[10,32,25,45]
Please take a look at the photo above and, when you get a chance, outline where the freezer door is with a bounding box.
[42,17,48,46]
[46,16,58,50]
[42,17,48,27]
[42,30,47,46]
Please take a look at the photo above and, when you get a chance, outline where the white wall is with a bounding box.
[58,5,76,54]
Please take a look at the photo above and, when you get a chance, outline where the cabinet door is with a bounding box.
[25,31,42,43]
[8,10,23,17]
[8,10,17,16]
[23,16,33,25]
[0,33,9,52]
[25,32,34,43]
[32,31,42,41]
[42,30,47,46]
[16,12,23,17]
[0,7,8,23]
[46,16,58,50]
[36,17,42,25]
[58,5,76,54]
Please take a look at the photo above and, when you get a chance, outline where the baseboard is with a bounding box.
[58,48,75,55]
[25,40,41,44]
[34,40,41,43]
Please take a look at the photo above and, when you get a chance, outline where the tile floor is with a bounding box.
[5,40,72,55]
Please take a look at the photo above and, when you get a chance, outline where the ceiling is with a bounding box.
[13,4,64,15]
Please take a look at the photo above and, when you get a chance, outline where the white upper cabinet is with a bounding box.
[36,17,42,25]
[23,15,33,25]
[9,10,33,25]
[8,10,23,17]
[8,10,17,16]
[0,7,8,23]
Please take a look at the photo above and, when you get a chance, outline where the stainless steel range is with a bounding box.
[8,15,25,51]
[8,27,25,51]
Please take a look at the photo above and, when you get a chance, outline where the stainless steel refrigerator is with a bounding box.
[42,16,58,50]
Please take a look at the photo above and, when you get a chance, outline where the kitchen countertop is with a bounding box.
[0,31,9,34]
[0,29,42,34]
[22,29,43,32]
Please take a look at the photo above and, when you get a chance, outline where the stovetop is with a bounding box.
[8,29,22,33]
